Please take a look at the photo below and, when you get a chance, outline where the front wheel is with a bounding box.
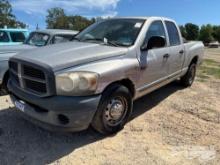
[92,84,133,135]
[0,77,9,96]
[180,63,197,87]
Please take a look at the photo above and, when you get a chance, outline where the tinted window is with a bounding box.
[0,31,9,42]
[52,35,74,44]
[165,21,181,46]
[145,21,167,47]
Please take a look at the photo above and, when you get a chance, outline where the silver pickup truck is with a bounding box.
[8,17,204,134]
[0,29,78,94]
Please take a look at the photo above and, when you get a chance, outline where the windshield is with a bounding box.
[75,19,145,47]
[25,32,50,46]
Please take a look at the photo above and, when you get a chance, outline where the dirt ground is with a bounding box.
[0,48,220,165]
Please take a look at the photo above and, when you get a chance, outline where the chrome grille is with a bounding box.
[9,60,54,97]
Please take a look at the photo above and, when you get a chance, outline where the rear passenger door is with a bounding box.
[165,21,185,77]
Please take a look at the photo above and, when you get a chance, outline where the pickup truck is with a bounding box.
[8,17,204,135]
[0,28,29,46]
[0,29,78,94]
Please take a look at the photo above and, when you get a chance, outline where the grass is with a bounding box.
[197,59,220,80]
[204,59,220,66]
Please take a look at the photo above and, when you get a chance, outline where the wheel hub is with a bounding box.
[110,101,124,120]
[104,97,127,126]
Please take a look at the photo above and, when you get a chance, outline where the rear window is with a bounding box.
[9,32,26,42]
[0,31,9,42]
[165,21,181,46]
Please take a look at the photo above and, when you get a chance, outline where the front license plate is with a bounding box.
[15,100,25,112]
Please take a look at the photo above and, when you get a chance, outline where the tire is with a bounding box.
[0,87,8,96]
[180,63,197,87]
[92,84,133,135]
[0,76,9,96]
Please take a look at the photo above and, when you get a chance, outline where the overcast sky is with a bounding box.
[9,0,220,30]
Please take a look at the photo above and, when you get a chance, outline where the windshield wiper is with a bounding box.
[81,38,118,47]
[104,38,129,47]
[81,38,126,47]
[72,37,81,41]
[105,40,120,47]
[82,38,103,42]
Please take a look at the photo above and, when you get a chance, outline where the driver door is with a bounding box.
[138,20,170,90]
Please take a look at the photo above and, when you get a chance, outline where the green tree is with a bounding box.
[185,23,199,40]
[0,0,14,27]
[179,25,187,38]
[199,24,214,43]
[68,15,94,31]
[212,25,220,42]
[46,8,69,29]
[0,0,26,28]
[46,8,95,31]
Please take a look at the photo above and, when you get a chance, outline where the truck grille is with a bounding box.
[9,60,55,97]
[23,65,46,80]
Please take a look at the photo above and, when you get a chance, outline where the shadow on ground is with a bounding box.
[0,82,184,165]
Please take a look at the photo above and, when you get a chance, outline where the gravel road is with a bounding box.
[0,49,220,165]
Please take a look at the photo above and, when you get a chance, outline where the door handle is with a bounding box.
[163,54,170,58]
[179,50,184,54]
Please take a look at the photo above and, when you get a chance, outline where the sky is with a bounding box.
[9,0,220,30]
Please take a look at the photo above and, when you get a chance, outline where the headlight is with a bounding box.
[56,72,99,96]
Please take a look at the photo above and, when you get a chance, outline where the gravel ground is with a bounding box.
[0,49,220,165]
[205,48,220,63]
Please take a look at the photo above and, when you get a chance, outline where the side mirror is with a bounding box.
[141,36,166,51]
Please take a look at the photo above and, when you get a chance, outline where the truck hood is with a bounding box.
[0,44,36,61]
[14,41,128,71]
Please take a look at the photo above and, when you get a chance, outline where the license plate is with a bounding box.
[15,100,25,112]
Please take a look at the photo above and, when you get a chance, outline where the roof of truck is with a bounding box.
[33,29,78,35]
[115,17,150,19]
[111,16,174,21]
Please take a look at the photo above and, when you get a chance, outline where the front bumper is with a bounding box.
[8,80,101,132]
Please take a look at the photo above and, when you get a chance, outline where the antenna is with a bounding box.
[36,24,39,30]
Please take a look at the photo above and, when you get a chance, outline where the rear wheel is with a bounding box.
[92,84,133,135]
[180,63,197,87]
